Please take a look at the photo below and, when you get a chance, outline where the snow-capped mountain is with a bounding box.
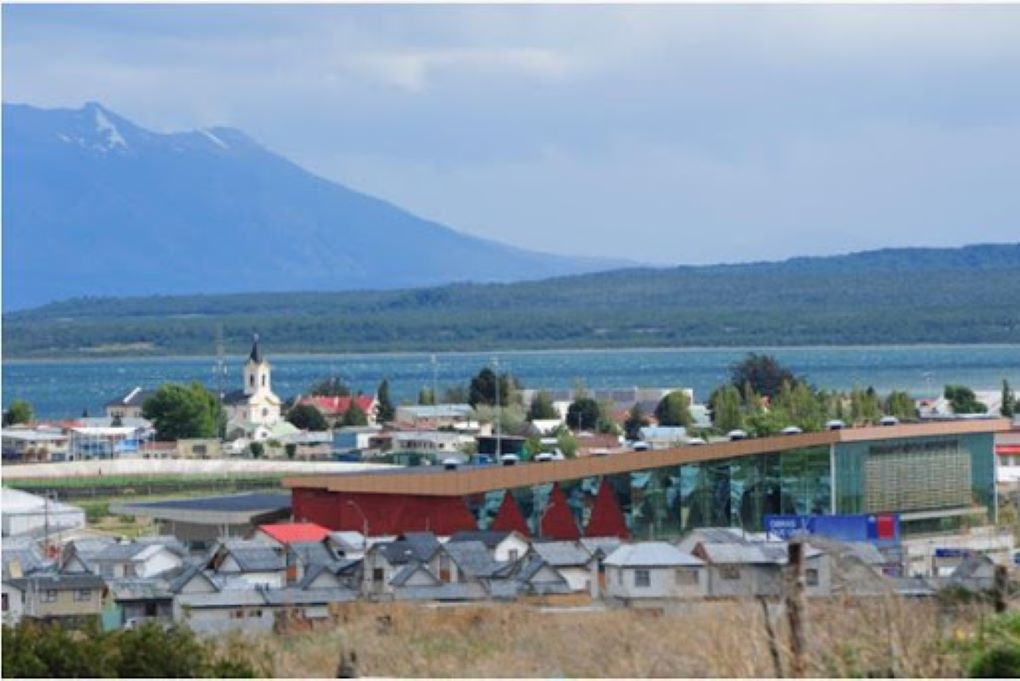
[2,102,623,310]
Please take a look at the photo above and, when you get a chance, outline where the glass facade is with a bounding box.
[462,433,996,540]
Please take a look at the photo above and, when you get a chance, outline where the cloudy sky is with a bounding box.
[4,4,1019,265]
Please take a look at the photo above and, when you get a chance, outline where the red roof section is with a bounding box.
[258,522,331,544]
[996,445,1020,456]
[298,395,375,416]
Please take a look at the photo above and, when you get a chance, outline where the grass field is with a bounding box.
[8,472,281,491]
[225,598,1017,678]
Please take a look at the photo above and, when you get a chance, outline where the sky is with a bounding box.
[3,4,1020,266]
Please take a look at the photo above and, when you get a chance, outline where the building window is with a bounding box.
[508,549,519,562]
[261,375,266,387]
[124,564,137,578]
[74,589,91,602]
[675,569,698,586]
[634,569,651,588]
[249,375,254,387]
[43,590,58,603]
[616,568,623,586]
[720,566,741,581]
[2,593,8,611]
[805,569,819,586]
[373,568,384,583]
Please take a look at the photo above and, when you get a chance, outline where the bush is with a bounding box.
[968,644,1020,677]
[1,621,259,678]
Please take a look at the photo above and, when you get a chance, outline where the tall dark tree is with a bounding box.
[527,391,559,420]
[375,379,396,423]
[655,390,693,428]
[418,387,436,405]
[468,367,516,407]
[709,385,743,433]
[566,397,601,431]
[1002,379,1016,418]
[884,391,916,421]
[141,383,224,441]
[730,353,798,400]
[287,403,328,431]
[623,403,650,441]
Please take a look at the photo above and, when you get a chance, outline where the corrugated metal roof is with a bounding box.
[442,541,505,578]
[531,541,592,567]
[603,542,703,567]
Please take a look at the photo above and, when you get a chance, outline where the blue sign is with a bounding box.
[934,548,971,559]
[764,514,900,547]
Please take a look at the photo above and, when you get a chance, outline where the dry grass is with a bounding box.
[229,597,995,678]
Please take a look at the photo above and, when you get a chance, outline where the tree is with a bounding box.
[772,380,825,431]
[442,385,468,403]
[376,379,396,423]
[655,390,693,428]
[850,386,882,425]
[2,399,34,426]
[342,404,369,427]
[285,443,297,460]
[566,397,601,431]
[884,391,916,421]
[527,391,559,421]
[417,387,435,405]
[709,385,743,433]
[308,377,351,397]
[141,383,224,441]
[286,403,328,431]
[524,435,544,458]
[623,403,650,441]
[556,428,578,459]
[249,442,264,459]
[468,367,518,407]
[1002,380,1016,418]
[730,353,798,400]
[945,384,987,414]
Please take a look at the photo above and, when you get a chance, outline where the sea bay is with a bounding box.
[3,344,1019,420]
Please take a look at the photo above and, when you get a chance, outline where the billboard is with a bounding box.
[763,513,900,547]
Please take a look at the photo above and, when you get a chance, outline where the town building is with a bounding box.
[286,420,1008,546]
[1,488,86,539]
[105,387,156,421]
[1,427,69,463]
[602,542,707,605]
[296,395,378,425]
[222,336,283,436]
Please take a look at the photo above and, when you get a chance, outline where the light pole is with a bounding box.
[492,357,501,458]
[346,500,369,539]
[538,501,556,540]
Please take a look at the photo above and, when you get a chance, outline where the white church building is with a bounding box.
[223,336,285,440]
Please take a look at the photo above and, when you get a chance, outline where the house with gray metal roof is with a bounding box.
[603,542,706,604]
[207,540,287,588]
[448,530,530,563]
[529,541,598,595]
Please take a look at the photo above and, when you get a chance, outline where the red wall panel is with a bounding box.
[490,491,531,537]
[584,478,630,539]
[540,483,581,540]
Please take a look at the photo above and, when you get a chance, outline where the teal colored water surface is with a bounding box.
[3,345,1019,419]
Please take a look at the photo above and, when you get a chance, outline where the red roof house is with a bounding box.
[257,522,331,545]
[297,395,377,421]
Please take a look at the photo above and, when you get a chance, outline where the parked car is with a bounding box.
[727,430,748,441]
[826,419,845,431]
[686,437,707,446]
[781,426,803,435]
[880,416,899,426]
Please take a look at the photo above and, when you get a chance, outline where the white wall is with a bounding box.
[2,583,24,626]
[605,565,707,600]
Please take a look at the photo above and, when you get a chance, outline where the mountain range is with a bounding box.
[2,101,624,311]
[4,243,1018,358]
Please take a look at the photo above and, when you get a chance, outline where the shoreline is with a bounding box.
[5,341,1020,365]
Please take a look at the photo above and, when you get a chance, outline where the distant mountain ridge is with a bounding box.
[1,101,626,311]
[4,243,1018,358]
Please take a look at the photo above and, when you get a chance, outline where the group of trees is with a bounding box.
[1,620,260,678]
[141,383,225,441]
[2,399,33,426]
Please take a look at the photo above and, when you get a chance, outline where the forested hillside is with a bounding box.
[4,244,1018,358]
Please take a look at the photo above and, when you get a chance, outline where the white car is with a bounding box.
[686,437,707,446]
[826,419,845,431]
[781,426,803,435]
[534,452,554,462]
[500,454,520,466]
[727,429,748,441]
[880,416,900,426]
[442,458,460,470]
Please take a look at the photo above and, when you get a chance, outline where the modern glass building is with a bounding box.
[288,421,1004,540]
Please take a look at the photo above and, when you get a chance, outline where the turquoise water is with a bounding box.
[3,345,1019,419]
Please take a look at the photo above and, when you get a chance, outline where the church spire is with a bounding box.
[248,333,263,364]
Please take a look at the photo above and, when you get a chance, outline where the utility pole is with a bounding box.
[492,356,501,458]
[786,540,808,677]
[431,354,438,406]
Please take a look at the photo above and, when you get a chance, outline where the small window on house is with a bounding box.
[634,569,651,588]
[2,593,8,611]
[508,549,519,562]
[617,568,623,586]
[74,589,91,602]
[720,566,741,580]
[262,408,268,418]
[805,568,819,586]
[124,564,137,578]
[262,375,266,387]
[249,375,255,387]
[373,568,385,583]
[43,590,58,603]
[675,569,698,586]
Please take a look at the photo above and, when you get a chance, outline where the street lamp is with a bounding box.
[538,501,556,540]
[346,500,369,539]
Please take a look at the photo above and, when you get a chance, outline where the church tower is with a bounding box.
[243,334,271,397]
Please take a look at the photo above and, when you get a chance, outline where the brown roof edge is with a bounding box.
[283,419,1009,496]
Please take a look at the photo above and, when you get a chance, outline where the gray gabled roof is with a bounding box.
[295,559,361,590]
[441,541,506,578]
[6,573,106,591]
[2,545,53,578]
[380,533,441,565]
[288,541,341,567]
[604,542,703,568]
[106,577,173,601]
[261,587,358,606]
[216,541,286,572]
[390,561,440,587]
[392,582,487,602]
[167,562,220,594]
[531,541,593,568]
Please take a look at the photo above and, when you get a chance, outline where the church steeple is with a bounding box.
[243,333,270,396]
[248,333,263,365]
